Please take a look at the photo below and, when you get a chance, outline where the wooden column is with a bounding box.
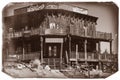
[22,40,25,60]
[60,42,63,70]
[76,44,78,65]
[68,35,71,63]
[84,39,87,64]
[110,41,112,54]
[98,42,102,70]
[40,36,43,63]
[98,42,101,60]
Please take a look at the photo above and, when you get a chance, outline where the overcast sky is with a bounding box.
[3,2,118,54]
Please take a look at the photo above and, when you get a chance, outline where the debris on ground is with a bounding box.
[3,59,112,78]
[3,59,67,78]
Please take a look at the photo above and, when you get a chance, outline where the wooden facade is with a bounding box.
[3,3,115,70]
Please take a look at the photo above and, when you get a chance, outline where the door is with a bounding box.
[44,43,61,69]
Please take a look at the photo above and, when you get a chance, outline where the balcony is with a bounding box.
[8,27,112,41]
[96,31,112,40]
[8,28,67,39]
[70,29,112,40]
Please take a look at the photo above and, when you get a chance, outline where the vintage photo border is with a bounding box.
[0,0,119,80]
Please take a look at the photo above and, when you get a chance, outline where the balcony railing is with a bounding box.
[70,29,112,40]
[8,28,67,39]
[96,31,112,40]
[8,27,112,40]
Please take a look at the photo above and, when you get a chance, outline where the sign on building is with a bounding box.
[14,3,88,15]
[27,4,45,12]
[45,38,63,43]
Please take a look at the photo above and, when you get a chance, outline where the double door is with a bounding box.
[44,43,61,69]
[45,43,61,58]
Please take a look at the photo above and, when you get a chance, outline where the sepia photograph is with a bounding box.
[2,2,118,78]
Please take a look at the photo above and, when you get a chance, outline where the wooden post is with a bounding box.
[84,39,87,64]
[65,51,69,64]
[40,36,43,63]
[22,40,25,60]
[76,44,78,65]
[98,42,102,70]
[110,41,112,54]
[68,35,71,63]
[98,42,101,60]
[60,42,63,70]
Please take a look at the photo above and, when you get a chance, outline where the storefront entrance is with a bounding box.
[43,37,64,69]
[44,43,61,58]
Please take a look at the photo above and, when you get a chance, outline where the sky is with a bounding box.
[3,2,118,54]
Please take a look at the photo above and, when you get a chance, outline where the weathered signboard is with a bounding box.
[14,3,88,15]
[45,38,63,43]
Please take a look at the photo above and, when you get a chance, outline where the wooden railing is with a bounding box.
[8,28,67,39]
[70,51,76,59]
[96,31,112,40]
[70,51,113,61]
[79,52,85,59]
[99,54,112,61]
[8,27,112,40]
[87,52,98,60]
[70,28,112,40]
[9,52,41,61]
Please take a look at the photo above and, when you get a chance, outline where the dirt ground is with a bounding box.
[3,67,112,78]
[4,68,67,78]
[3,61,112,78]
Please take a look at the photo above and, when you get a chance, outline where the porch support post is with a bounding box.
[84,39,87,64]
[40,36,43,63]
[110,41,112,54]
[60,42,63,70]
[76,44,78,65]
[68,35,71,63]
[22,40,25,60]
[98,42,101,59]
[98,41,102,70]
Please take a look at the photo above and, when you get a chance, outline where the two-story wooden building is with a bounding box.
[3,3,113,70]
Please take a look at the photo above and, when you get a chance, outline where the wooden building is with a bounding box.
[3,3,114,70]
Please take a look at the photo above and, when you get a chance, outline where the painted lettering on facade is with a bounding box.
[27,4,45,12]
